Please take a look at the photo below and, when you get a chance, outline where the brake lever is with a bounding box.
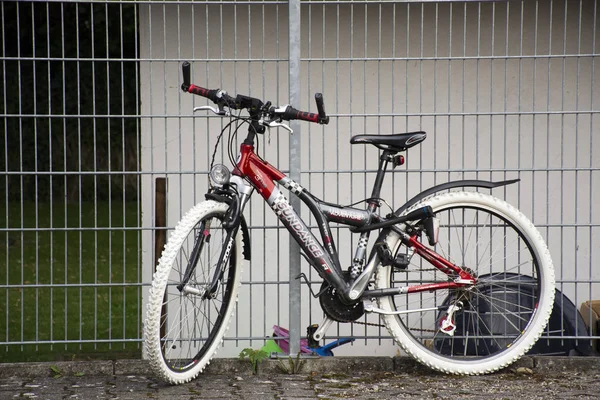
[193,105,230,116]
[263,120,293,134]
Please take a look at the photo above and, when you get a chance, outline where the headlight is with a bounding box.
[209,164,231,186]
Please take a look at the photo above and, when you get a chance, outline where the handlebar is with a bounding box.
[182,61,236,106]
[181,61,329,125]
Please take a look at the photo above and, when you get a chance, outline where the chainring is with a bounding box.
[318,279,365,323]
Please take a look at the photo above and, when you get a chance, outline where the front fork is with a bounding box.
[179,176,254,298]
[176,218,212,293]
[177,210,240,299]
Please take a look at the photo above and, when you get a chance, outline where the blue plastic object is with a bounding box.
[313,337,356,356]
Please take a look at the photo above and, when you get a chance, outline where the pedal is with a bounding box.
[307,324,320,348]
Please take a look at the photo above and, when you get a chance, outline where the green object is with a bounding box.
[239,348,269,373]
[261,339,284,355]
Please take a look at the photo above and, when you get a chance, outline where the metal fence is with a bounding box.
[1,0,598,361]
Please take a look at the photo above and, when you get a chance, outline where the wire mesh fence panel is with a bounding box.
[0,1,142,361]
[296,0,599,355]
[1,0,598,361]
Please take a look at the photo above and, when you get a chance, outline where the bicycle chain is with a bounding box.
[353,319,385,328]
[351,267,441,331]
[351,316,436,333]
[320,267,442,330]
[354,318,438,333]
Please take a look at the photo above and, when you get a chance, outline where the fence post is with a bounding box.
[288,0,302,357]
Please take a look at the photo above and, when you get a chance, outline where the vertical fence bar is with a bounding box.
[288,0,302,356]
[276,0,282,338]
[16,1,24,352]
[61,2,68,353]
[119,1,126,350]
[134,2,141,353]
[589,0,597,342]
[31,1,39,351]
[574,0,582,342]
[1,1,8,351]
[47,1,54,352]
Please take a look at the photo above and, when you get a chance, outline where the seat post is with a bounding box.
[369,150,392,208]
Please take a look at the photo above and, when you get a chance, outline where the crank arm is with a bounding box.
[311,316,334,342]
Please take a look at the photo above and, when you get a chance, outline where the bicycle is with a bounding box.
[144,61,555,384]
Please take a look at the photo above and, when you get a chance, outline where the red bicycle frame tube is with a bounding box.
[405,235,476,294]
[235,144,285,200]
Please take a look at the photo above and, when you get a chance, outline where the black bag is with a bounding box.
[435,273,593,356]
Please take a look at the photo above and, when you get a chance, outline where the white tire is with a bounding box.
[144,201,244,384]
[375,191,555,375]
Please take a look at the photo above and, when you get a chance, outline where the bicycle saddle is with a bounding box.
[350,131,426,152]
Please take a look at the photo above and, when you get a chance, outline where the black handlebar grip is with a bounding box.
[315,93,329,124]
[182,61,191,92]
[282,106,319,123]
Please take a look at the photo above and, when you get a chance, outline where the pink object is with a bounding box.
[272,325,313,354]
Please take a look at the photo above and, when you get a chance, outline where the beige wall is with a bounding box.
[140,1,599,356]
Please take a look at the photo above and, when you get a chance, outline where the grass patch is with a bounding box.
[0,201,142,362]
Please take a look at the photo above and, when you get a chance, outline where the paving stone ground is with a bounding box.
[1,357,600,399]
[2,369,600,399]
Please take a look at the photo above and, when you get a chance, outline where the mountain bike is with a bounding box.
[144,62,555,384]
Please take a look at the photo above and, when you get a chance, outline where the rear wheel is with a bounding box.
[144,201,243,384]
[375,191,555,374]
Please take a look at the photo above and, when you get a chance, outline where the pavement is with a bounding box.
[0,356,599,399]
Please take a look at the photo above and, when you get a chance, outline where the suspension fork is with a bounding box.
[204,189,253,298]
[180,177,255,298]
[179,224,239,298]
[176,219,212,292]
[179,207,241,298]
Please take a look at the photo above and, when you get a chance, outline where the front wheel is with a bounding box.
[144,201,244,384]
[375,191,555,375]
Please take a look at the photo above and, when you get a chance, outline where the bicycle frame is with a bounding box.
[233,142,472,304]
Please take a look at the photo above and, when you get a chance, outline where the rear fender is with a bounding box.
[394,179,519,216]
[370,179,519,259]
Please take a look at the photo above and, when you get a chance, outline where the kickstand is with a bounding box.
[296,273,330,298]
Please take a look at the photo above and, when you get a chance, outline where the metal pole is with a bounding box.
[288,0,302,357]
